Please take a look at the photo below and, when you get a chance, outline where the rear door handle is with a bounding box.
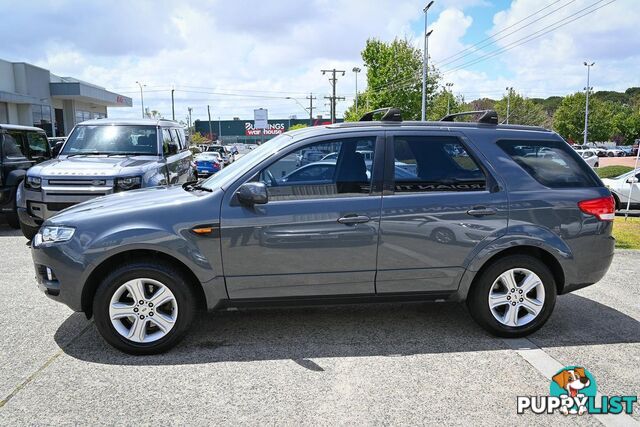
[337,215,371,225]
[466,207,497,216]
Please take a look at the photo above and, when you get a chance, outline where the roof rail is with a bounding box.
[359,107,402,122]
[440,110,498,125]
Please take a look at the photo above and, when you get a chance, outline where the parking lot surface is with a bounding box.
[0,224,638,425]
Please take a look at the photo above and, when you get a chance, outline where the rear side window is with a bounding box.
[2,133,26,158]
[497,140,599,188]
[392,136,486,193]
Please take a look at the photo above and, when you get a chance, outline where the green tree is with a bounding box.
[427,90,464,120]
[343,37,440,121]
[553,93,614,143]
[288,124,308,131]
[494,90,547,126]
[610,106,640,144]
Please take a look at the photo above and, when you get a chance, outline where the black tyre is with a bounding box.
[6,210,20,229]
[93,260,198,355]
[19,218,39,240]
[466,255,556,338]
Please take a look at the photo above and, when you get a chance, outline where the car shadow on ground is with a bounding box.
[55,293,639,367]
[0,222,23,237]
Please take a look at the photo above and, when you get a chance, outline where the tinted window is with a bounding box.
[497,140,599,188]
[392,136,486,193]
[2,133,26,158]
[257,137,376,201]
[26,132,48,159]
[62,125,158,155]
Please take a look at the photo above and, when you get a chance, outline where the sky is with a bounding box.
[0,0,637,122]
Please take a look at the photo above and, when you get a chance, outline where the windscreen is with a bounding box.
[61,125,158,155]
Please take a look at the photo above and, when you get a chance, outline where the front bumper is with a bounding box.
[31,239,88,312]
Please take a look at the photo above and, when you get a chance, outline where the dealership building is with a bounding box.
[0,58,132,136]
[194,117,342,145]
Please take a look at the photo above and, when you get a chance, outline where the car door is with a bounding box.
[220,132,384,299]
[25,131,51,163]
[376,131,508,294]
[171,128,192,182]
[161,128,181,184]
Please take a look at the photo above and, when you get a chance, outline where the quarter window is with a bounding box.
[257,137,376,201]
[497,140,599,188]
[392,136,486,193]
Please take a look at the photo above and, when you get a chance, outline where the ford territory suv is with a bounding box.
[30,109,615,354]
[17,118,193,239]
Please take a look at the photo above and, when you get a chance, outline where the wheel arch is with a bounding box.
[457,245,565,301]
[81,249,207,318]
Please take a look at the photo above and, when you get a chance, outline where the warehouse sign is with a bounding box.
[245,122,286,136]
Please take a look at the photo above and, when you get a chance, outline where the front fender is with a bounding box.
[6,169,26,187]
[454,227,573,301]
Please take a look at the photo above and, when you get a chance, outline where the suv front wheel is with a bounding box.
[93,261,197,354]
[467,255,557,337]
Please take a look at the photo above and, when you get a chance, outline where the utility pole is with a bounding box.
[171,88,175,120]
[445,82,454,115]
[505,87,514,124]
[187,107,192,131]
[306,92,316,125]
[218,116,222,141]
[352,67,361,116]
[321,68,346,123]
[135,81,145,119]
[207,105,213,141]
[421,1,435,121]
[584,61,595,146]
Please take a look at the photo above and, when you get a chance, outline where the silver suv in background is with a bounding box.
[17,119,193,239]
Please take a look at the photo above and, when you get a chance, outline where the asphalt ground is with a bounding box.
[0,223,638,425]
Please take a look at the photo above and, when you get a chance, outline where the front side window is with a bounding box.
[497,139,599,188]
[26,132,48,159]
[2,133,26,158]
[61,125,158,155]
[256,137,376,201]
[392,136,486,193]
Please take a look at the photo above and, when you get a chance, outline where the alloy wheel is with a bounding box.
[488,268,545,327]
[109,278,178,343]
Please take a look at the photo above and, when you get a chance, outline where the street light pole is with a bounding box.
[187,107,192,130]
[584,61,595,146]
[505,87,513,124]
[445,82,454,115]
[352,67,361,115]
[171,87,175,120]
[421,1,435,122]
[135,81,145,119]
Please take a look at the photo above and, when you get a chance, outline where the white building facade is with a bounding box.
[0,58,132,136]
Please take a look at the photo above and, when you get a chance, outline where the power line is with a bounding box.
[441,0,615,75]
[437,0,572,66]
[321,69,346,123]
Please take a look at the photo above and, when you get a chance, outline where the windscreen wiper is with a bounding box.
[65,152,113,157]
[183,181,213,192]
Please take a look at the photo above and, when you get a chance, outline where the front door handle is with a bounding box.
[337,214,371,225]
[467,207,497,216]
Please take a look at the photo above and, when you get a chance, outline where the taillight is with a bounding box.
[578,196,615,221]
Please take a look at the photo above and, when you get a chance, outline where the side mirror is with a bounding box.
[52,141,63,157]
[237,182,268,206]
[167,143,179,156]
[626,176,639,184]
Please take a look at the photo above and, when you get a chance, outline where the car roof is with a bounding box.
[75,118,183,127]
[0,124,47,132]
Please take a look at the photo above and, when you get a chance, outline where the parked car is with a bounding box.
[601,168,640,210]
[1,124,52,228]
[296,148,324,166]
[605,147,626,157]
[574,149,599,168]
[30,109,615,354]
[17,119,193,240]
[205,144,232,165]
[194,152,223,177]
[632,142,639,156]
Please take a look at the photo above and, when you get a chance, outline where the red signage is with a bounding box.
[116,95,127,104]
[245,122,285,136]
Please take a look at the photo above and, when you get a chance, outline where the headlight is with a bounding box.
[24,176,42,191]
[33,226,75,246]
[115,176,142,191]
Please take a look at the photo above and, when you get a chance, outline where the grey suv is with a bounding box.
[30,109,615,354]
[17,118,193,239]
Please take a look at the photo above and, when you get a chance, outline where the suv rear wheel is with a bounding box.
[93,261,197,354]
[467,255,556,337]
